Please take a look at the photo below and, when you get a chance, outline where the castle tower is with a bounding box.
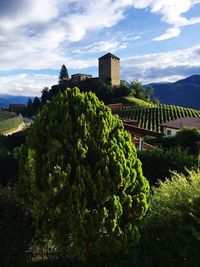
[98,53,120,86]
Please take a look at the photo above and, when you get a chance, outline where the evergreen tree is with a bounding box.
[16,88,149,258]
[59,64,69,84]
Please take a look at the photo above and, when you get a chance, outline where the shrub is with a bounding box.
[133,170,200,267]
[0,187,34,267]
[138,147,197,185]
[16,87,149,258]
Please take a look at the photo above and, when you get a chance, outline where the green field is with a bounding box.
[122,96,155,107]
[114,104,200,132]
[0,110,23,134]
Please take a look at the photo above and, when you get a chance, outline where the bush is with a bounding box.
[138,147,198,185]
[133,170,200,267]
[176,127,200,154]
[16,87,149,258]
[0,187,34,267]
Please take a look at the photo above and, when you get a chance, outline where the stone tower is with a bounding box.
[98,53,120,86]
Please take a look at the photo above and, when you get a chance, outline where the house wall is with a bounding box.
[163,127,178,136]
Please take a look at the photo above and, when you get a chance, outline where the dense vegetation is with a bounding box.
[1,76,200,266]
[133,170,200,267]
[122,96,155,107]
[16,88,149,259]
[114,104,200,132]
[0,111,23,134]
[138,147,198,185]
[0,131,26,186]
[0,187,34,267]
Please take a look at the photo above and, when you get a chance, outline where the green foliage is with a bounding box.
[145,127,200,156]
[129,80,154,102]
[133,170,200,267]
[123,96,155,107]
[0,110,17,121]
[114,104,200,132]
[176,127,200,154]
[16,87,149,258]
[0,187,34,267]
[138,147,198,186]
[0,114,23,134]
[0,131,27,186]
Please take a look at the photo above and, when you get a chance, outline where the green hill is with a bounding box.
[0,110,23,134]
[114,104,200,133]
[122,96,155,107]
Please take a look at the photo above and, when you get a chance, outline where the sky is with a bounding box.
[0,0,200,96]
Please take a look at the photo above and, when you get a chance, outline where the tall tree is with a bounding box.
[16,88,149,258]
[59,64,69,84]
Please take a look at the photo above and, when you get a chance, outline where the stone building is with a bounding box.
[71,73,92,84]
[61,52,120,86]
[98,53,120,86]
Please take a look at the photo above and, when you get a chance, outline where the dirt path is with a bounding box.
[4,122,26,136]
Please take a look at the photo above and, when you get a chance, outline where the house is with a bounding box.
[123,122,162,150]
[161,117,200,136]
[9,104,26,113]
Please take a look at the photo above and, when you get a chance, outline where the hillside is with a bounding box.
[114,104,200,133]
[122,96,155,107]
[0,110,23,134]
[149,75,200,109]
[0,94,33,108]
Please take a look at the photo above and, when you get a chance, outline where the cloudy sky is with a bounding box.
[0,0,200,96]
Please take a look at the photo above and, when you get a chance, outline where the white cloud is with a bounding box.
[0,0,199,71]
[130,0,200,41]
[153,27,181,41]
[121,45,200,83]
[0,73,58,96]
[1,45,200,96]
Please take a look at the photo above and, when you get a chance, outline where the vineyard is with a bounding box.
[0,111,23,134]
[114,104,200,133]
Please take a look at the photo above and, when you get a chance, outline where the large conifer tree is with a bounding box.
[59,64,69,84]
[16,88,149,258]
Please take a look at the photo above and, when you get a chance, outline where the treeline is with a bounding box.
[24,77,157,117]
[1,88,200,267]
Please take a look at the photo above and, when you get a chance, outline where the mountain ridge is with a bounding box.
[0,94,34,108]
[148,75,200,109]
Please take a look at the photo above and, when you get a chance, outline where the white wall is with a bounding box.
[163,127,178,136]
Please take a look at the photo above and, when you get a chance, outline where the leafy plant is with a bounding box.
[16,88,149,259]
[133,170,200,267]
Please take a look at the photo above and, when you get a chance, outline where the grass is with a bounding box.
[0,111,23,134]
[122,96,155,107]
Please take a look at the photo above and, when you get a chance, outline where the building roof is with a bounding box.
[161,117,200,130]
[124,123,163,138]
[71,73,92,77]
[9,104,26,109]
[98,53,120,60]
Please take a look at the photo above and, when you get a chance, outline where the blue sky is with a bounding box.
[0,0,200,96]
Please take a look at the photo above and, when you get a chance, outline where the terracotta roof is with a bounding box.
[106,103,123,109]
[161,117,200,130]
[98,53,120,60]
[9,104,26,109]
[124,123,163,138]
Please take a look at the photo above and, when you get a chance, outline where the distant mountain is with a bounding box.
[148,75,200,110]
[0,95,34,108]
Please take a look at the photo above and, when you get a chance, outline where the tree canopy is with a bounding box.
[59,65,69,84]
[16,87,149,258]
